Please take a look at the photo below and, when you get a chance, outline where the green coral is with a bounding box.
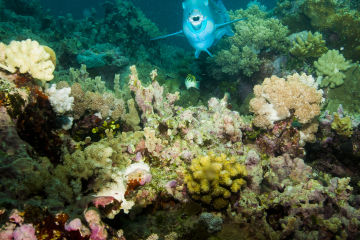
[68,65,107,93]
[331,113,353,137]
[185,152,247,210]
[289,31,328,60]
[212,6,289,77]
[314,50,352,88]
[326,65,360,113]
[303,0,360,61]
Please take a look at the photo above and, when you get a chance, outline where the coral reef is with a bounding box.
[185,152,247,209]
[274,0,360,61]
[314,50,352,88]
[212,6,289,77]
[1,0,360,238]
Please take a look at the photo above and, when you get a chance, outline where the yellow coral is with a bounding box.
[185,152,247,209]
[331,113,353,137]
[249,73,323,129]
[0,39,55,82]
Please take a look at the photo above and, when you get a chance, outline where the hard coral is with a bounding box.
[212,6,289,77]
[289,31,328,60]
[129,65,179,120]
[331,113,353,137]
[185,152,247,210]
[0,39,55,82]
[250,73,322,129]
[314,50,352,88]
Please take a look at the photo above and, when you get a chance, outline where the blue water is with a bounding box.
[39,0,276,33]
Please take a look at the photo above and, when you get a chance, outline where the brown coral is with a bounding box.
[70,83,125,121]
[250,73,323,129]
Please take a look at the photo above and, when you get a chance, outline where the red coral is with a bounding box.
[256,120,304,158]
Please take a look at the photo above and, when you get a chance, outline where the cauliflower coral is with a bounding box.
[0,39,56,82]
[250,73,323,129]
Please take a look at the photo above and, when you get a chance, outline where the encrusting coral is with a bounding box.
[314,50,352,88]
[185,152,247,210]
[0,39,56,82]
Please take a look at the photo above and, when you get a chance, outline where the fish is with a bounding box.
[185,74,200,89]
[151,0,246,58]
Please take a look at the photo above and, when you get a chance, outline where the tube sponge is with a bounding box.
[0,39,56,82]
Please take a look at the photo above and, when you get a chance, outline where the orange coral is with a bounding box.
[125,178,141,196]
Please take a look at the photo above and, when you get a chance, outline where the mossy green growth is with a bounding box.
[290,32,328,60]
[326,65,360,113]
[331,113,353,137]
[185,152,247,210]
[314,50,352,88]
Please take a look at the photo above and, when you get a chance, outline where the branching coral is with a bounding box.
[70,82,125,121]
[68,65,106,93]
[250,73,323,129]
[212,6,289,77]
[129,65,179,120]
[314,50,352,88]
[289,31,328,60]
[0,39,55,82]
[185,152,247,209]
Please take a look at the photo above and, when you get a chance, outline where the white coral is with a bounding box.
[45,84,74,114]
[0,39,55,81]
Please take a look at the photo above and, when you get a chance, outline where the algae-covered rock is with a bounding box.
[314,50,352,88]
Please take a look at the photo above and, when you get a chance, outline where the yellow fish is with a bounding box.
[185,74,200,90]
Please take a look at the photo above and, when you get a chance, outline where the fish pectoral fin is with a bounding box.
[151,30,184,41]
[215,17,247,29]
[205,49,213,57]
[195,49,202,59]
